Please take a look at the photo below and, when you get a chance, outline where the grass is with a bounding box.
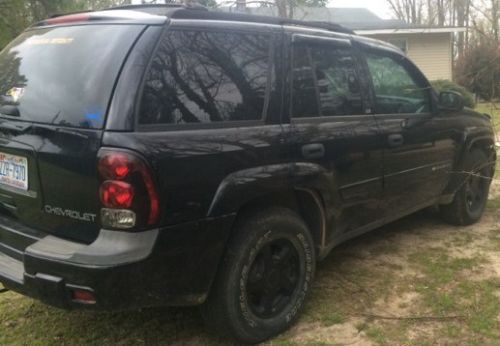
[2,150,500,344]
[409,251,484,315]
[475,102,500,130]
[404,246,500,342]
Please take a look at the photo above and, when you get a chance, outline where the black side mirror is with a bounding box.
[438,91,464,111]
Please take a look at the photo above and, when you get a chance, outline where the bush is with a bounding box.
[431,79,476,108]
[454,43,500,102]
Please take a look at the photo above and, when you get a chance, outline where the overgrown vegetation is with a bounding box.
[455,43,500,101]
[432,79,477,108]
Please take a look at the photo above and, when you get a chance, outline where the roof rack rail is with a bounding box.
[49,5,353,35]
[106,3,208,12]
[280,19,353,34]
[169,9,354,34]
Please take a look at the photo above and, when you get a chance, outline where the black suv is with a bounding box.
[0,4,496,343]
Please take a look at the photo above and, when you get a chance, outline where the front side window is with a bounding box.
[139,30,271,125]
[365,52,430,114]
[292,43,363,118]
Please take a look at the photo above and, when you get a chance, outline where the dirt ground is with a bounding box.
[276,185,500,346]
[1,155,499,345]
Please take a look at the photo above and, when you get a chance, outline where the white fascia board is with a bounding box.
[356,27,466,35]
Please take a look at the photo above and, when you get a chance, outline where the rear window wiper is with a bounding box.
[0,105,20,117]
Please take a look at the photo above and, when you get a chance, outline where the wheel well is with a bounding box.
[469,139,496,174]
[234,189,325,256]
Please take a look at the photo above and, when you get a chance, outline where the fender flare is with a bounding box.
[443,127,496,200]
[207,163,341,249]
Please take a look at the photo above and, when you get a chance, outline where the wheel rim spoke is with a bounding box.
[245,238,301,319]
[261,288,279,315]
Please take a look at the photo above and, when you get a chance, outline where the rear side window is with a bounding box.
[365,52,431,114]
[292,43,363,118]
[139,30,272,125]
[0,25,144,129]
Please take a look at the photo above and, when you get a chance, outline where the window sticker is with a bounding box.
[5,87,25,103]
[26,38,74,45]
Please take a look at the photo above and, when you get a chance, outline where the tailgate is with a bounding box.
[0,125,102,243]
[0,24,147,243]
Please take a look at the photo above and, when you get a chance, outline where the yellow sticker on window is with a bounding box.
[26,38,74,45]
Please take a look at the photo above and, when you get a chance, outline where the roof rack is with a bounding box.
[168,8,354,34]
[51,4,353,35]
[106,3,208,12]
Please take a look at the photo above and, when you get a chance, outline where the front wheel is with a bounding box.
[201,207,315,344]
[440,149,493,225]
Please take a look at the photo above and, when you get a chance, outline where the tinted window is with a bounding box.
[0,25,144,129]
[139,30,271,125]
[366,52,430,114]
[292,43,363,118]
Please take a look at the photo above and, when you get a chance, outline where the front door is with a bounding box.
[362,47,456,214]
[287,34,385,245]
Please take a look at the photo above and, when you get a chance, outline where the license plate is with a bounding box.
[0,152,28,190]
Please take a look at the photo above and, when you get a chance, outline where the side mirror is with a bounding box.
[438,91,464,111]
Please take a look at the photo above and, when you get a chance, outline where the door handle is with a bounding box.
[301,143,325,159]
[387,134,404,147]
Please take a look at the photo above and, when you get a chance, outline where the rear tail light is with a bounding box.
[98,150,159,230]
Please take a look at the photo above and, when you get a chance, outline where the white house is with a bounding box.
[222,7,465,81]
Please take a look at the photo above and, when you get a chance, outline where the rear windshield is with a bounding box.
[0,25,144,129]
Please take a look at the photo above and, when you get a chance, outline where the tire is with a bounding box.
[201,207,315,344]
[440,149,493,226]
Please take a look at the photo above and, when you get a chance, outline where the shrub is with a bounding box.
[454,43,500,102]
[431,79,476,108]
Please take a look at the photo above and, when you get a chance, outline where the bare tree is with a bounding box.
[387,0,426,24]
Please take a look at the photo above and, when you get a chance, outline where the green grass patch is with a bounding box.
[475,102,500,130]
[486,229,500,251]
[408,250,500,341]
[409,250,481,286]
[449,232,476,247]
[365,325,387,345]
[318,311,346,327]
[457,279,500,338]
[0,292,230,346]
[487,195,500,209]
[409,251,484,315]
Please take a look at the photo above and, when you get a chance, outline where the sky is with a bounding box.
[328,0,393,19]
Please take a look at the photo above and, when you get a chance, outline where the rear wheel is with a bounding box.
[201,207,315,344]
[440,149,492,225]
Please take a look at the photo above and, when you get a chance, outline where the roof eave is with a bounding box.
[355,27,466,35]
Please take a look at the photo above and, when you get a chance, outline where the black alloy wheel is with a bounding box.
[246,239,301,318]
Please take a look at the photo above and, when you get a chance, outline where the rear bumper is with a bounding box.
[0,214,234,310]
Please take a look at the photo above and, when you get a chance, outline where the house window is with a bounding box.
[387,39,408,54]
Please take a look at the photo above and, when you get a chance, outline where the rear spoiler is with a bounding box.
[32,9,166,27]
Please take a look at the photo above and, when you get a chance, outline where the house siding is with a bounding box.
[362,32,453,81]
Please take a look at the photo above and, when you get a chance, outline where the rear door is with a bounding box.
[362,46,456,213]
[286,33,385,243]
[0,24,146,243]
